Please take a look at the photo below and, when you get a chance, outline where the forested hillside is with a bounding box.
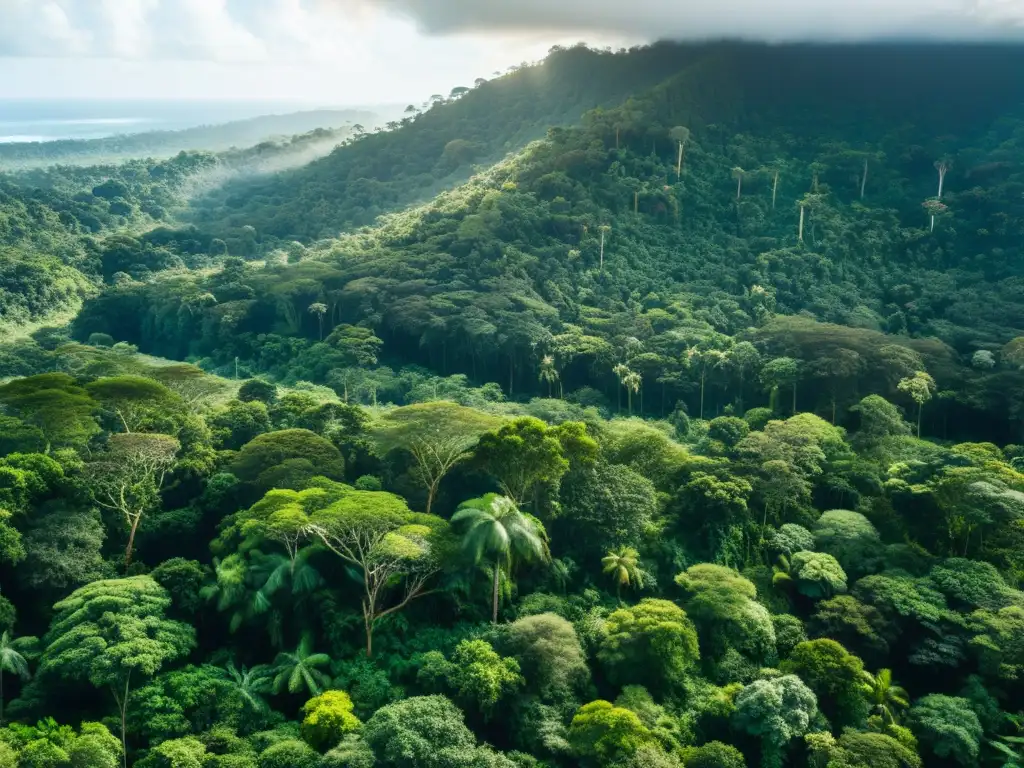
[2,41,1024,768]
[0,109,377,169]
[189,43,706,241]
[83,44,1024,440]
[0,125,357,329]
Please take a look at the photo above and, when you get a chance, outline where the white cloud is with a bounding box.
[4,0,1024,66]
[0,0,91,56]
[3,0,1023,103]
[366,0,1024,40]
[0,0,374,61]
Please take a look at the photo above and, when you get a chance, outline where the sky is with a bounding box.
[2,0,1024,104]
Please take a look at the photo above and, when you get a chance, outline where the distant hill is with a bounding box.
[74,41,1024,442]
[187,43,703,240]
[0,109,381,169]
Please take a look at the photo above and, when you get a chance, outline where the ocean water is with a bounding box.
[0,99,318,143]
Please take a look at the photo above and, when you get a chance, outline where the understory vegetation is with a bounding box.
[1,41,1024,768]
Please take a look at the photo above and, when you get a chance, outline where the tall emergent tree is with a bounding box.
[538,355,561,398]
[670,125,690,178]
[39,577,195,767]
[929,158,951,231]
[304,490,449,656]
[371,402,501,514]
[733,167,746,200]
[451,494,548,622]
[308,302,328,341]
[86,433,180,564]
[599,225,611,272]
[897,371,936,437]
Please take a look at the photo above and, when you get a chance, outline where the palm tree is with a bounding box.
[218,660,273,715]
[538,355,560,398]
[861,668,909,725]
[622,370,641,415]
[250,548,323,601]
[201,555,275,642]
[732,167,746,200]
[991,712,1024,768]
[308,303,328,341]
[452,495,549,623]
[0,630,35,724]
[601,547,644,596]
[271,635,332,697]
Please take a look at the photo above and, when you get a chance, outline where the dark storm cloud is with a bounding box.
[364,0,1024,41]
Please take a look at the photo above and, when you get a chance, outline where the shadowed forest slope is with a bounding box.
[78,43,1024,441]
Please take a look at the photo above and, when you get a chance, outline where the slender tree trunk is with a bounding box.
[114,671,131,768]
[930,215,935,233]
[917,404,923,438]
[364,612,374,658]
[425,479,439,515]
[492,565,500,623]
[677,142,684,178]
[615,127,620,149]
[736,176,742,200]
[860,158,868,199]
[772,172,779,209]
[634,191,639,215]
[798,206,805,242]
[125,513,142,566]
[700,372,706,421]
[599,232,605,272]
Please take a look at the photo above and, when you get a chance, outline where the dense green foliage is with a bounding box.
[3,40,1024,768]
